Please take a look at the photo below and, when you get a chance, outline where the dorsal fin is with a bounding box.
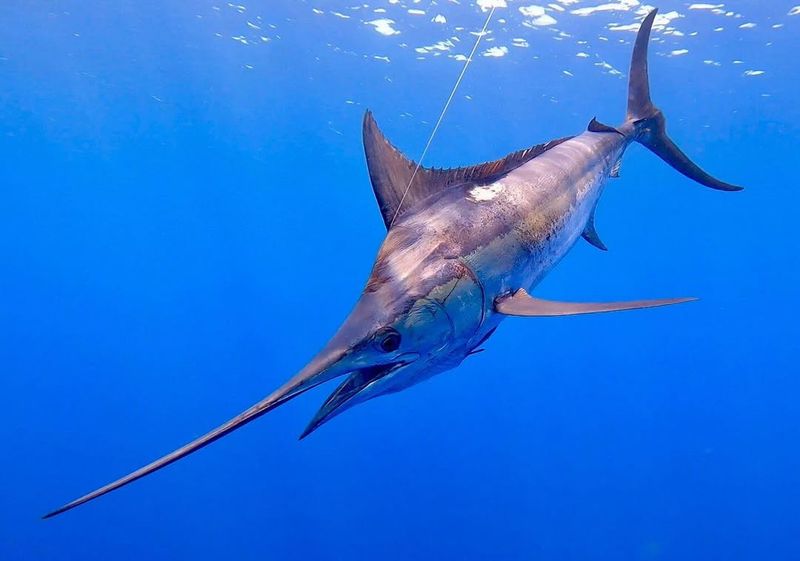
[363,111,572,229]
[588,117,623,136]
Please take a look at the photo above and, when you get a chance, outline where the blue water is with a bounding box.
[2,1,799,559]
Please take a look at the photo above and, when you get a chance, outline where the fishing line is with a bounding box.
[388,5,497,229]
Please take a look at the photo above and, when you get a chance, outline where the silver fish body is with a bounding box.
[44,9,743,519]
[365,130,629,396]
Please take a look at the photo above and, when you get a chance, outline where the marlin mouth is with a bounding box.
[299,355,417,439]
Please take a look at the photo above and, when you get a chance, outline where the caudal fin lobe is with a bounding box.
[626,9,743,192]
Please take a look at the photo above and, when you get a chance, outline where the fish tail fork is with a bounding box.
[623,8,743,192]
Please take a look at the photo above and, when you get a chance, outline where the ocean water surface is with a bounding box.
[1,1,799,559]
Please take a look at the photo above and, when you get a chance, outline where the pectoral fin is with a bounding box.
[495,289,696,317]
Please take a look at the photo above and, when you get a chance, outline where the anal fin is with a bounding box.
[582,209,607,251]
[495,288,696,317]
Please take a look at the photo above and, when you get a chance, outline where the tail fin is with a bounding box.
[626,9,743,192]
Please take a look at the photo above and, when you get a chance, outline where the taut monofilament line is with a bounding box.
[388,5,497,228]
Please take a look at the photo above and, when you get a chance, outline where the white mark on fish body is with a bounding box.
[469,183,505,202]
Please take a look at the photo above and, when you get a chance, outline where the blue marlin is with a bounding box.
[45,9,741,518]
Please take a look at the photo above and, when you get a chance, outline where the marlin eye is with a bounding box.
[379,331,401,353]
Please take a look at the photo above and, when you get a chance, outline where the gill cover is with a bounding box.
[302,258,486,437]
